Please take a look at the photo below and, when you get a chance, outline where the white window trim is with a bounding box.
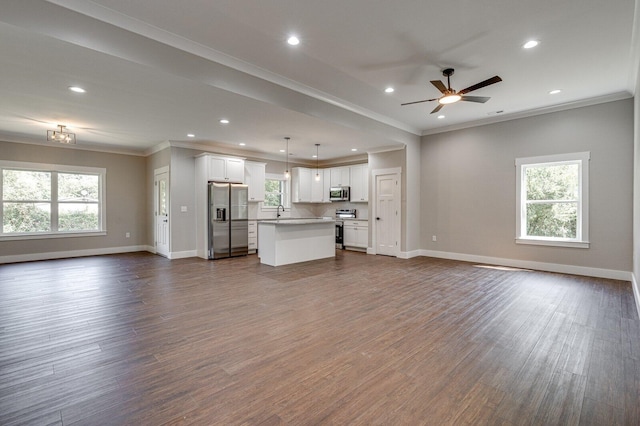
[0,160,106,240]
[515,152,590,249]
[261,172,290,211]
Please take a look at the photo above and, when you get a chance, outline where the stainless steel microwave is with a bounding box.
[329,186,350,202]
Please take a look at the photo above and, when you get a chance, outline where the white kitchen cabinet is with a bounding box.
[310,168,329,202]
[203,154,245,183]
[343,220,368,250]
[330,166,350,187]
[244,161,266,202]
[248,220,258,253]
[349,163,369,202]
[291,167,313,203]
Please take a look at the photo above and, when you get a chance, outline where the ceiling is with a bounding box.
[0,0,638,163]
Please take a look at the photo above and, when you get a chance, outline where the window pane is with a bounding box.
[525,164,578,201]
[58,203,99,231]
[59,173,99,201]
[3,202,51,233]
[526,202,577,238]
[264,179,284,207]
[264,193,282,207]
[2,170,51,200]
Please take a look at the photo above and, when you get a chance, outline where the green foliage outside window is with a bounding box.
[264,178,284,207]
[2,169,100,234]
[524,163,578,239]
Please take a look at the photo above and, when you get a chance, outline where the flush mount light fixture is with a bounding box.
[385,87,395,93]
[287,35,300,46]
[523,40,539,49]
[315,144,321,182]
[47,125,76,144]
[68,86,86,93]
[549,89,562,95]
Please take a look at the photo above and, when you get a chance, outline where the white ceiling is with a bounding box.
[0,0,637,162]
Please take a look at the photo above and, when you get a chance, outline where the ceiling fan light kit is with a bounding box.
[401,68,502,114]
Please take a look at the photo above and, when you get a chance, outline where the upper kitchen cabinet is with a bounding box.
[311,169,331,203]
[291,167,312,203]
[244,161,266,202]
[202,154,245,183]
[349,164,369,203]
[330,166,350,187]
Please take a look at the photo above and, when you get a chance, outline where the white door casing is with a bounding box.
[154,168,170,257]
[372,168,401,257]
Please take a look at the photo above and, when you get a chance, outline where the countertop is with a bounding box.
[259,218,335,225]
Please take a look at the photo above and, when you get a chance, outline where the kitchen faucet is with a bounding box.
[277,204,285,218]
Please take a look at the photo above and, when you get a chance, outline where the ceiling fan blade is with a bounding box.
[458,76,502,95]
[460,95,490,103]
[430,80,448,94]
[401,98,439,106]
[430,104,444,114]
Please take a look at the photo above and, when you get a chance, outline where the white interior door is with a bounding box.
[155,170,169,257]
[375,174,399,256]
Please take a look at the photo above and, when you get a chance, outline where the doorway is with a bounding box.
[372,168,401,257]
[154,167,170,258]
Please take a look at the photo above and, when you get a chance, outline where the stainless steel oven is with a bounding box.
[335,209,356,249]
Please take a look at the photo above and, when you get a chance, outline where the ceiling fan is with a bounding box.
[401,68,502,114]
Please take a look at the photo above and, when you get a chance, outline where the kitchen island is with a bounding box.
[258,218,335,266]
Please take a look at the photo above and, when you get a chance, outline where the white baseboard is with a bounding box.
[632,273,640,320]
[0,245,150,264]
[399,249,422,259]
[169,250,197,259]
[418,249,632,281]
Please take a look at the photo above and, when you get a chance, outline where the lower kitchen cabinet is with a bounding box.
[248,220,258,253]
[343,220,368,250]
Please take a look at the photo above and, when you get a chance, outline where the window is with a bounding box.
[1,161,106,239]
[262,173,289,209]
[515,152,589,248]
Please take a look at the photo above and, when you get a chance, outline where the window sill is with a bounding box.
[515,238,589,249]
[0,231,107,242]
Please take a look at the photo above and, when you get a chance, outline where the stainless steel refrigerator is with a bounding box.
[208,182,249,259]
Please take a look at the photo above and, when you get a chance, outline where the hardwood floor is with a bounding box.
[0,251,638,425]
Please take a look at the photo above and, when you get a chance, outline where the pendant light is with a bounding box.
[315,143,321,181]
[284,137,290,179]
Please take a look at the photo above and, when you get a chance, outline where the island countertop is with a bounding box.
[259,218,335,225]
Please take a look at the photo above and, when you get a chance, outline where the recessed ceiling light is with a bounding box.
[351,148,358,152]
[549,89,562,95]
[68,86,86,93]
[287,35,300,46]
[239,143,246,146]
[187,133,195,138]
[219,119,229,124]
[523,40,539,49]
[385,87,394,93]
[437,115,445,119]
[279,149,285,153]
[312,154,317,158]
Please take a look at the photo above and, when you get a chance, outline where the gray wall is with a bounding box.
[421,98,633,272]
[169,147,197,254]
[0,140,147,258]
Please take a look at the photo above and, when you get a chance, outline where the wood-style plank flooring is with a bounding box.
[1,251,639,425]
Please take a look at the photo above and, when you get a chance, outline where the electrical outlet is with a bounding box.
[126,232,130,238]
[432,235,437,242]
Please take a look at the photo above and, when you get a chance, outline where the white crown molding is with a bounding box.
[421,92,633,137]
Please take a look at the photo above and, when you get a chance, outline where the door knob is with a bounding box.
[376,217,380,220]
